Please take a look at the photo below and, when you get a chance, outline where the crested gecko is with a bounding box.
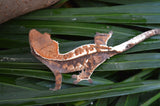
[29,29,160,91]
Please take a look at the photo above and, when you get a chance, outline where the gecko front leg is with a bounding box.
[32,55,63,91]
[49,69,62,91]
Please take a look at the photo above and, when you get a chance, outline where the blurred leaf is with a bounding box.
[0,38,28,48]
[132,24,160,30]
[123,69,155,82]
[97,0,160,4]
[116,94,139,106]
[53,0,69,8]
[72,0,108,7]
[141,92,160,106]
[115,96,126,106]
[95,98,109,106]
[17,2,160,24]
[0,47,30,55]
[73,100,93,106]
[125,94,139,106]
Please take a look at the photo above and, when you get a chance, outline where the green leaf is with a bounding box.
[97,53,160,71]
[0,20,140,37]
[1,53,160,71]
[0,68,113,86]
[97,0,160,5]
[0,62,47,70]
[0,75,38,91]
[17,2,160,24]
[72,0,108,7]
[123,69,155,82]
[141,92,160,106]
[96,98,109,106]
[116,96,127,106]
[125,94,139,106]
[0,38,28,48]
[0,1,160,105]
[115,94,140,106]
[73,100,93,106]
[0,80,160,105]
[1,20,160,50]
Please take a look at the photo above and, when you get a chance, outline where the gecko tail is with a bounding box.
[29,29,60,59]
[112,29,160,53]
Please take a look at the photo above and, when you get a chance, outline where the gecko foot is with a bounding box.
[72,74,77,79]
[49,85,61,91]
[73,79,80,84]
[72,74,93,84]
[49,88,58,91]
[72,74,81,84]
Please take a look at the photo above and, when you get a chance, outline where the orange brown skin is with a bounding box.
[29,29,160,91]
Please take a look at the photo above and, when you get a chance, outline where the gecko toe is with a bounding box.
[73,80,80,84]
[72,74,77,79]
[88,78,93,83]
[49,88,56,91]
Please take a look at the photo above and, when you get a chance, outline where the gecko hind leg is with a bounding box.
[72,55,104,84]
[49,70,62,91]
[72,69,93,84]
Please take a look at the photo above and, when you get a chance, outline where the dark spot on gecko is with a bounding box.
[87,62,92,70]
[126,43,134,49]
[85,72,91,76]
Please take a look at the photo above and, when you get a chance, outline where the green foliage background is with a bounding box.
[0,0,160,105]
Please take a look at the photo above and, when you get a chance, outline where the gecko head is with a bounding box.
[29,29,60,60]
